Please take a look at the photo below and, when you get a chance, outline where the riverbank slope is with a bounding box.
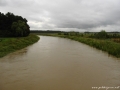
[0,34,40,58]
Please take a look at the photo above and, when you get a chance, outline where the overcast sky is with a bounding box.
[0,0,120,32]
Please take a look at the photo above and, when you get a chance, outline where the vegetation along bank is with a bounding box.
[0,34,40,58]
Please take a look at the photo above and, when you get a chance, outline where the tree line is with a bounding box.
[59,30,120,39]
[31,30,62,33]
[0,12,30,37]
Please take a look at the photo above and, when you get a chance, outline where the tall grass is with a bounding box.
[0,34,40,58]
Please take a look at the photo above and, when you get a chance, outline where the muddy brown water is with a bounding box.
[0,36,120,90]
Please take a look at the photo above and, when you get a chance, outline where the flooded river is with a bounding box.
[0,36,120,90]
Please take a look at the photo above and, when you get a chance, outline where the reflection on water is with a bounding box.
[0,36,120,90]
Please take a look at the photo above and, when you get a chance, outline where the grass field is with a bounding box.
[0,34,40,58]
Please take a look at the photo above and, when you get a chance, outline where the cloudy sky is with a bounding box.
[0,0,120,32]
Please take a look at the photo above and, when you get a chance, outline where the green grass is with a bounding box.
[0,34,40,58]
[38,33,120,58]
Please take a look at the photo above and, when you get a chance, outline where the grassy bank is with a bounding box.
[0,34,40,58]
[39,33,120,58]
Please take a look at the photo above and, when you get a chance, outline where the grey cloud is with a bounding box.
[1,0,120,32]
[0,0,9,6]
[42,0,120,30]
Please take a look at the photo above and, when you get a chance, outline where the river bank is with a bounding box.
[39,34,120,58]
[0,34,40,58]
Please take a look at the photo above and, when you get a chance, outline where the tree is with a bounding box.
[11,20,30,37]
[0,12,30,37]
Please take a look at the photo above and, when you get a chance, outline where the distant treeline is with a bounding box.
[31,30,62,33]
[0,12,30,37]
[31,30,120,34]
[31,30,120,39]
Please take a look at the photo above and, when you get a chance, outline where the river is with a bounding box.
[0,36,120,90]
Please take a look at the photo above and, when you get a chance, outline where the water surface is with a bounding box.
[0,36,120,90]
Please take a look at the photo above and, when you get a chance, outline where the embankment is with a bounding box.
[0,34,40,58]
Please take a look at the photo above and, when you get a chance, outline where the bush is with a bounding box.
[96,30,108,39]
